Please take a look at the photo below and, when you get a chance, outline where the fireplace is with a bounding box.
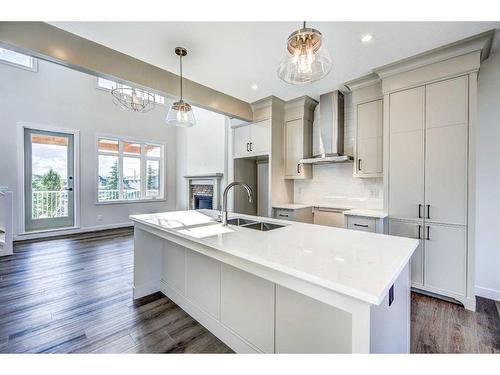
[184,173,223,210]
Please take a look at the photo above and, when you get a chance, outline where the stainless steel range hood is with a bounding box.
[300,90,353,164]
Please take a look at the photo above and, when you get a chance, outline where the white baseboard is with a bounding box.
[14,221,133,241]
[475,286,500,302]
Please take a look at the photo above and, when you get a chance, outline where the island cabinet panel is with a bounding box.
[162,241,186,294]
[220,264,275,353]
[275,285,352,353]
[186,251,221,319]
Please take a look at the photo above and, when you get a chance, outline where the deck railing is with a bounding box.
[32,190,68,219]
[98,189,160,201]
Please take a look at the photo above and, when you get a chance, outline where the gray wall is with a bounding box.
[0,58,178,236]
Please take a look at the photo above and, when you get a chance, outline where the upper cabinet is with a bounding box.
[283,97,317,179]
[346,74,384,178]
[232,118,271,158]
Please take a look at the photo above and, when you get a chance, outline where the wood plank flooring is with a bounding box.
[0,228,498,353]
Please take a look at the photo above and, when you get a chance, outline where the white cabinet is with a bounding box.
[312,207,346,228]
[389,220,424,287]
[284,117,312,179]
[273,206,313,223]
[355,99,383,177]
[185,251,221,319]
[388,86,425,221]
[387,75,471,307]
[424,224,466,296]
[232,119,271,158]
[220,264,275,353]
[275,285,352,353]
[425,76,468,225]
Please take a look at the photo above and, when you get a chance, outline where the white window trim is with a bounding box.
[95,134,166,205]
[95,77,166,106]
[0,52,38,72]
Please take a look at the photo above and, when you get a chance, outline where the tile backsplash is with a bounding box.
[293,93,384,209]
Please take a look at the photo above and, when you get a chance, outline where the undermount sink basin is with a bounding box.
[226,217,285,231]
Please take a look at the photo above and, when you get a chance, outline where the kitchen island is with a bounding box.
[130,209,418,353]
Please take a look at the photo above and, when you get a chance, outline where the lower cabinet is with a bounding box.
[220,264,275,353]
[424,224,466,296]
[389,220,466,297]
[275,286,352,353]
[186,251,221,319]
[389,220,423,287]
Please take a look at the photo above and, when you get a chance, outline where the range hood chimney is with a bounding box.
[300,90,353,164]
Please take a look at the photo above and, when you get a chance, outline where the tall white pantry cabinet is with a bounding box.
[378,33,492,311]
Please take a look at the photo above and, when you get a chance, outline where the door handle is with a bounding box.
[426,204,431,219]
[418,204,422,218]
[358,159,362,171]
[249,142,253,152]
[426,226,430,241]
[65,188,73,191]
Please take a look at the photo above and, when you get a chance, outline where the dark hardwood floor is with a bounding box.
[0,228,498,354]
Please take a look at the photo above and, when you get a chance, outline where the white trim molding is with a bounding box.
[475,286,500,302]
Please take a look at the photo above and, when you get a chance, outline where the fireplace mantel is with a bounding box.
[184,173,223,210]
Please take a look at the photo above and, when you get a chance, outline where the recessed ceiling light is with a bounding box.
[251,84,259,90]
[361,34,373,43]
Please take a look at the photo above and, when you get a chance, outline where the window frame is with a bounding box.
[96,77,165,105]
[95,134,166,205]
[0,47,38,72]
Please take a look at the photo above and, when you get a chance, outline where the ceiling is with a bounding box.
[50,22,500,102]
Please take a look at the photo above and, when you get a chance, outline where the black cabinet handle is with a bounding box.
[426,204,431,219]
[417,225,422,240]
[358,159,362,171]
[353,223,369,228]
[297,164,301,174]
[249,142,253,152]
[418,204,422,219]
[426,226,430,241]
[279,214,289,218]
[246,143,249,152]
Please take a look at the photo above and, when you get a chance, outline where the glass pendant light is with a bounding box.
[166,47,196,127]
[277,22,332,85]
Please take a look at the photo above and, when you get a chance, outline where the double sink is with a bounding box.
[226,217,284,232]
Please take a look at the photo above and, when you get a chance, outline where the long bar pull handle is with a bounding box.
[354,224,369,228]
[417,225,422,240]
[426,204,430,219]
[418,204,422,219]
[249,142,253,152]
[426,226,430,241]
[246,143,249,152]
[358,159,362,171]
[297,164,301,174]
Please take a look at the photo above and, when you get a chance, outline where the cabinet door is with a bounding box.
[284,118,303,177]
[249,119,270,155]
[221,264,275,353]
[425,76,468,225]
[185,251,221,319]
[233,125,250,158]
[424,224,466,296]
[389,86,425,220]
[389,220,424,287]
[356,99,383,176]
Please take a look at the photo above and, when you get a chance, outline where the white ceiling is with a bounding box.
[50,22,500,102]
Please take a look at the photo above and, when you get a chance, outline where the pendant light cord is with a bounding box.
[179,54,183,101]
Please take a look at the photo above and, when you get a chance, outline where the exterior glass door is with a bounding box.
[24,129,75,231]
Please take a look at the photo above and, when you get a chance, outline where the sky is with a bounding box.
[32,143,68,179]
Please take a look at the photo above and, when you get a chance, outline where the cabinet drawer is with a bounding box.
[274,209,295,221]
[346,216,376,232]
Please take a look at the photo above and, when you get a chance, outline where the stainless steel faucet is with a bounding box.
[221,182,253,226]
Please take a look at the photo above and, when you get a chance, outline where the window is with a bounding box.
[97,77,165,105]
[0,47,37,71]
[97,137,164,203]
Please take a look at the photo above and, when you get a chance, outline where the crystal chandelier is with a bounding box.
[166,47,196,127]
[111,86,156,112]
[277,22,332,85]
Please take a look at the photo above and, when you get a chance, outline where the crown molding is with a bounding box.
[344,73,381,91]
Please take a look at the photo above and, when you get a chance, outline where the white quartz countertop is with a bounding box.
[130,210,418,305]
[344,209,388,219]
[272,203,312,210]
